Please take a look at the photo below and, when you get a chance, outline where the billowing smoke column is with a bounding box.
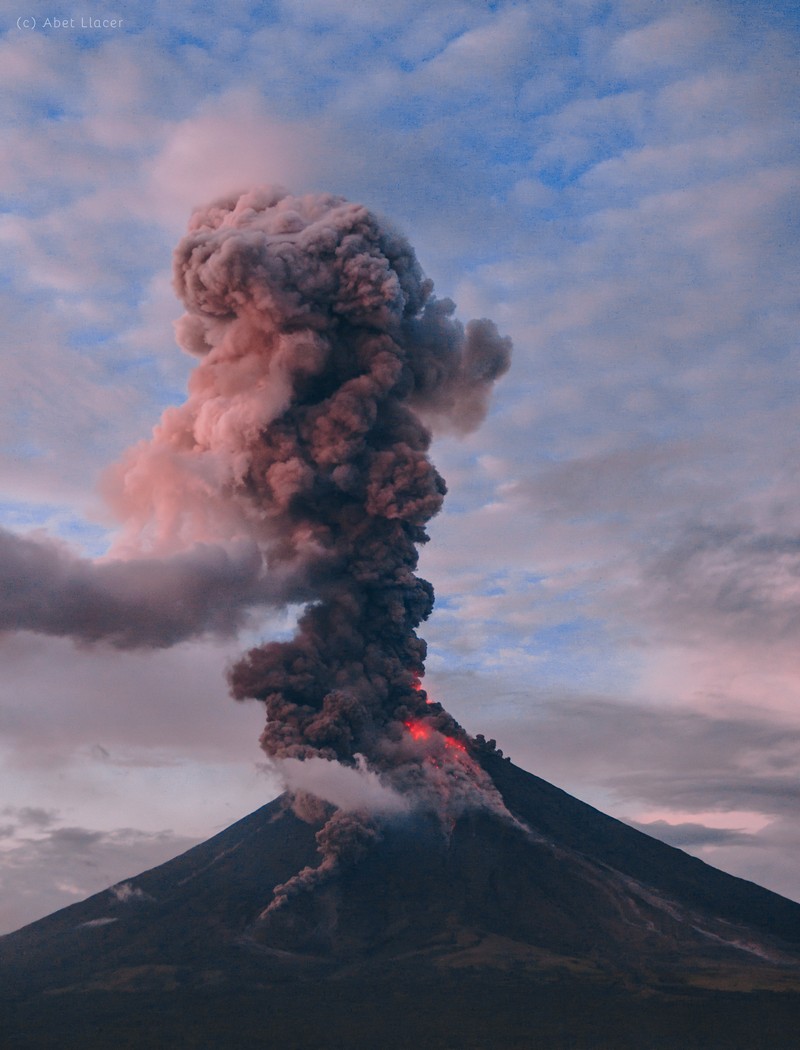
[151,186,511,900]
[4,186,513,897]
[114,187,510,777]
[205,189,506,764]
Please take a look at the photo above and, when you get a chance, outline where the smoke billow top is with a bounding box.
[3,187,513,888]
[114,186,510,773]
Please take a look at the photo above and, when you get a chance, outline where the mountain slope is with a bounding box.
[2,755,800,1049]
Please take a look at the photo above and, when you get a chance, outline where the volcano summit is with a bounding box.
[2,747,800,1049]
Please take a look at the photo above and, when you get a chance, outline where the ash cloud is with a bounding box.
[0,527,304,648]
[276,755,411,816]
[155,187,511,891]
[0,188,509,668]
[113,185,509,780]
[261,808,382,917]
[3,187,512,898]
[185,188,511,772]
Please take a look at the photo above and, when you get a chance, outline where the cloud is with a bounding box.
[629,819,758,849]
[609,9,722,75]
[2,806,57,829]
[0,820,199,935]
[687,815,800,904]
[110,880,149,903]
[634,523,800,648]
[0,528,304,648]
[418,5,540,89]
[144,90,319,229]
[0,630,272,762]
[275,755,411,815]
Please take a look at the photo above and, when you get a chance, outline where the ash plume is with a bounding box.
[166,186,510,897]
[0,528,306,648]
[3,187,512,893]
[111,184,510,787]
[261,808,383,918]
[166,187,512,767]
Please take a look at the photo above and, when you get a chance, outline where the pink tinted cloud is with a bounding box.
[144,90,320,229]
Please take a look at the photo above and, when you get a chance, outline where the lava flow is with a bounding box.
[404,719,468,753]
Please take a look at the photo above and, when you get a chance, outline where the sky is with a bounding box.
[0,0,798,935]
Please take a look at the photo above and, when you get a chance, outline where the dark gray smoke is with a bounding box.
[180,189,512,767]
[0,528,306,648]
[170,187,512,896]
[3,187,513,897]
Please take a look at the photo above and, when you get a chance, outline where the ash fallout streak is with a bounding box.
[3,187,512,887]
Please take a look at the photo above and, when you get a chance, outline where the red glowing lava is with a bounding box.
[403,720,468,753]
[444,736,467,753]
[404,720,431,742]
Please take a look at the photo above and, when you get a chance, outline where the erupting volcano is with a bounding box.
[3,191,800,1049]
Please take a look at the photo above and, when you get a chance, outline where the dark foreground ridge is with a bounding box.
[2,753,800,1049]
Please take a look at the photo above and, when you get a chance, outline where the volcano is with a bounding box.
[2,190,799,1046]
[2,748,800,1049]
